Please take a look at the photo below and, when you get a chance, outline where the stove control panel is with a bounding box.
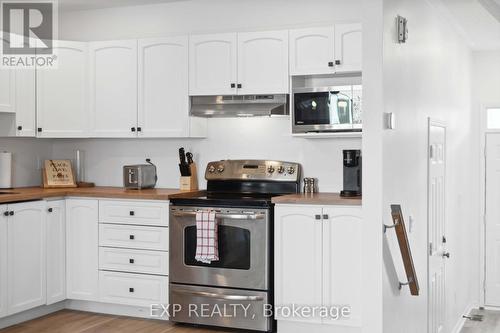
[205,160,301,181]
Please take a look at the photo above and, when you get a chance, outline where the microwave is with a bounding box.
[292,85,362,134]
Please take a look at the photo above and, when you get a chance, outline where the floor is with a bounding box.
[0,310,238,333]
[461,309,500,333]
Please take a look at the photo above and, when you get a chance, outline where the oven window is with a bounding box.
[184,225,251,270]
[294,91,352,126]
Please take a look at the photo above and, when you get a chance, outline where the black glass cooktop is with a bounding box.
[170,192,285,208]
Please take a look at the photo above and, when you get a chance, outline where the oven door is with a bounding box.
[169,206,270,290]
[292,86,358,133]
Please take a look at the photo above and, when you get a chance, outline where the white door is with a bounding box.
[484,133,500,305]
[15,69,36,137]
[289,26,335,76]
[46,200,66,305]
[237,30,289,95]
[90,40,138,137]
[37,41,89,138]
[189,33,237,96]
[138,37,189,137]
[7,201,46,315]
[322,206,363,326]
[0,205,7,318]
[66,199,99,301]
[428,120,447,333]
[274,205,323,323]
[334,23,362,73]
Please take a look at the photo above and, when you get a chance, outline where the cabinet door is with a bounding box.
[274,205,323,323]
[0,67,16,113]
[189,33,237,96]
[334,23,362,73]
[289,26,335,76]
[46,200,66,305]
[7,201,46,315]
[90,40,138,137]
[237,30,289,95]
[37,41,89,138]
[15,69,36,137]
[138,37,189,137]
[0,206,7,318]
[66,199,99,301]
[322,206,362,326]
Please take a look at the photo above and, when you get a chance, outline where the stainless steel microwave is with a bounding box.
[292,85,362,134]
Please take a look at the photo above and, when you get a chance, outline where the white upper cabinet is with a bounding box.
[37,41,89,138]
[334,23,362,73]
[46,200,66,305]
[7,201,46,316]
[0,205,7,318]
[289,26,335,76]
[189,33,237,96]
[0,67,16,114]
[237,30,289,95]
[138,37,193,137]
[89,40,138,137]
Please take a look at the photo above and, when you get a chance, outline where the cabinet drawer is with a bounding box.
[99,271,168,307]
[99,247,168,275]
[99,200,168,226]
[99,224,168,251]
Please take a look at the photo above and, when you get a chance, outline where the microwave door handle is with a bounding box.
[172,289,265,301]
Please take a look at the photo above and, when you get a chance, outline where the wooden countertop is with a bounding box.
[272,193,362,206]
[0,186,206,204]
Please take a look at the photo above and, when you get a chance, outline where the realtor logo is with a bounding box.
[1,0,58,68]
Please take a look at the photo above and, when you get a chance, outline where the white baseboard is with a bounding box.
[65,300,168,321]
[451,302,478,333]
[0,302,66,330]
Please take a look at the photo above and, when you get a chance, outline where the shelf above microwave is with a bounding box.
[292,131,362,139]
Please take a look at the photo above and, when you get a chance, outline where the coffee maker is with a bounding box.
[340,150,362,197]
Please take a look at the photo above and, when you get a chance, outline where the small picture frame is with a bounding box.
[42,160,77,188]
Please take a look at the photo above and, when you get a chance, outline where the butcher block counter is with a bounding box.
[272,192,362,206]
[0,186,205,204]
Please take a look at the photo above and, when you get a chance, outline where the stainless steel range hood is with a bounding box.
[190,95,289,118]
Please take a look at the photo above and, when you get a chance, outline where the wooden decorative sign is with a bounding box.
[42,160,77,188]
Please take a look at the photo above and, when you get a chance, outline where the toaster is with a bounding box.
[123,164,157,189]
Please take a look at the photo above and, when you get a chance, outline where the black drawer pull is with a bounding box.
[37,128,42,132]
[129,211,135,216]
[315,214,321,220]
[131,127,136,132]
[335,60,341,65]
[129,288,134,293]
[129,258,135,264]
[9,211,14,216]
[3,211,8,217]
[17,125,22,131]
[237,83,242,89]
[230,83,236,88]
[48,208,53,213]
[323,214,329,219]
[129,235,135,240]
[328,61,334,67]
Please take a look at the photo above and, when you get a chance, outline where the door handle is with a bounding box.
[172,289,264,301]
[172,211,265,220]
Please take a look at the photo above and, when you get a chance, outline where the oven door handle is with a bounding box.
[172,289,265,301]
[172,211,265,220]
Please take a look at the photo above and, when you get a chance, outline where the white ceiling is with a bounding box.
[432,0,500,50]
[58,0,190,12]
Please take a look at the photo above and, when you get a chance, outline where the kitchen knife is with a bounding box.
[178,148,191,176]
[186,152,194,165]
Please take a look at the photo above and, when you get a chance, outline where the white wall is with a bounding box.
[381,0,478,332]
[0,138,52,187]
[473,51,500,108]
[52,0,363,192]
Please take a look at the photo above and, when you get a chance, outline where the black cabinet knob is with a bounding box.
[131,127,136,132]
[335,60,341,65]
[48,208,53,213]
[129,258,135,264]
[323,214,329,219]
[230,83,236,88]
[17,125,22,131]
[129,235,135,240]
[37,128,42,132]
[9,211,14,216]
[137,127,142,132]
[129,211,135,216]
[328,61,334,67]
[129,288,134,293]
[315,214,321,220]
[237,83,242,89]
[3,211,8,217]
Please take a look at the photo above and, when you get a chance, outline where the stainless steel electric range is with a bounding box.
[169,160,301,332]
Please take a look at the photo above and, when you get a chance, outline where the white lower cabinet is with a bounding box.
[275,204,362,329]
[66,199,99,301]
[46,200,66,305]
[7,201,46,316]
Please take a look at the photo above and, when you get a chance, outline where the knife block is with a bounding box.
[180,163,198,191]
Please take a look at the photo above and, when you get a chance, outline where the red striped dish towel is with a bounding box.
[195,211,219,264]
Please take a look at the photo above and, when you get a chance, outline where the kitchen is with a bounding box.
[0,0,487,333]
